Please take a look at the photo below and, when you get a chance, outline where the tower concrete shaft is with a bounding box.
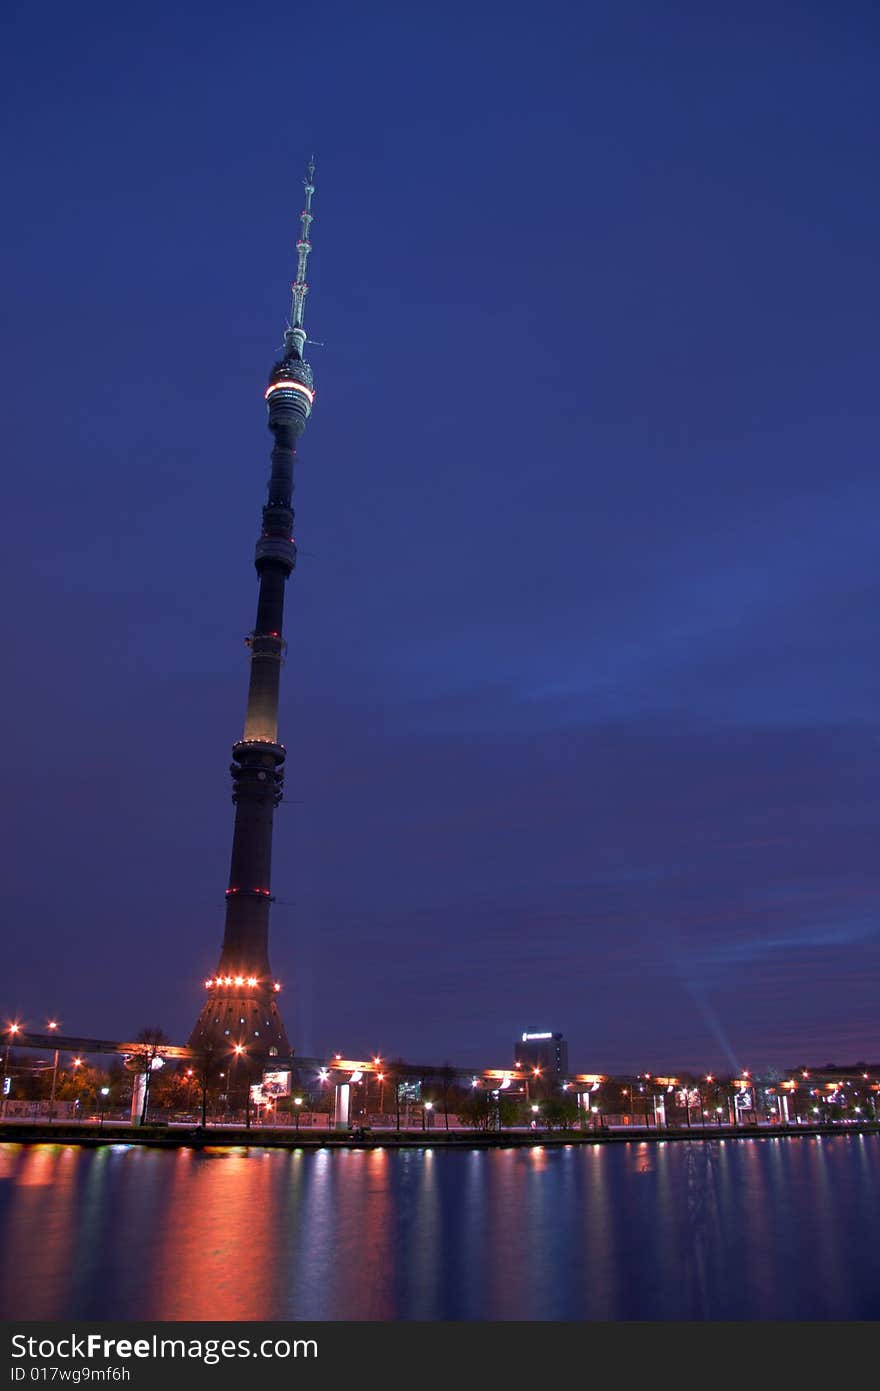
[189,163,318,1062]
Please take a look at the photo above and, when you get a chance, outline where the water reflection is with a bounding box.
[0,1137,878,1320]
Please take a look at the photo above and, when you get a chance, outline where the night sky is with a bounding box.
[3,1,878,1075]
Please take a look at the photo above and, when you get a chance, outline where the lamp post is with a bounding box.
[531,1103,539,1133]
[703,1075,714,1130]
[45,1021,60,1123]
[423,1101,433,1132]
[2,1025,22,1119]
[294,1096,302,1135]
[232,1044,248,1129]
[99,1086,109,1129]
[71,1057,83,1123]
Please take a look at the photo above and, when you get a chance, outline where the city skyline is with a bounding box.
[2,0,879,1074]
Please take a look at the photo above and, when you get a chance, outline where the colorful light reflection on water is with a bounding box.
[0,1137,878,1320]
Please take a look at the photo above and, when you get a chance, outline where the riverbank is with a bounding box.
[1,1120,876,1148]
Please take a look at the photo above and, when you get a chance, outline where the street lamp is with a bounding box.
[422,1101,433,1131]
[99,1086,109,1129]
[232,1044,249,1129]
[531,1103,539,1133]
[46,1021,61,1123]
[294,1096,303,1134]
[2,1025,22,1117]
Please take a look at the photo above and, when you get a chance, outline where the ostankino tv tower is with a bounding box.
[189,161,319,1061]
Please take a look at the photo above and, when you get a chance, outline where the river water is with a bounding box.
[0,1135,877,1320]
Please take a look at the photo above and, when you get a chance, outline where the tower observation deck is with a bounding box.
[188,162,319,1062]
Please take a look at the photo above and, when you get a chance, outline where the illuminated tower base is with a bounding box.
[189,986,291,1059]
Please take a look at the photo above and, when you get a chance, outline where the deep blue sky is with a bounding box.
[2,0,878,1074]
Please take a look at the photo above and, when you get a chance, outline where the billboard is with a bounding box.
[262,1070,292,1098]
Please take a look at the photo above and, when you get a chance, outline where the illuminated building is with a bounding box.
[188,161,320,1060]
[515,1030,569,1078]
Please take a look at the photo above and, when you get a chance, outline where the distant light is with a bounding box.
[318,1069,329,1082]
[471,1078,479,1088]
[373,1056,382,1065]
[377,1073,384,1082]
[100,1087,109,1096]
[273,983,282,993]
[234,976,244,986]
[204,979,213,989]
[47,1021,59,1031]
[425,1102,433,1110]
[233,1045,245,1056]
[705,1075,713,1082]
[247,977,258,988]
[522,1032,552,1041]
[73,1057,82,1067]
[294,1097,303,1106]
[7,1024,21,1036]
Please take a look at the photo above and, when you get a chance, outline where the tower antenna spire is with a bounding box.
[285,156,316,357]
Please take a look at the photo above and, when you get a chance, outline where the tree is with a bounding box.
[439,1063,454,1132]
[539,1095,579,1132]
[190,1041,223,1128]
[130,1028,171,1125]
[497,1096,524,1129]
[457,1091,492,1130]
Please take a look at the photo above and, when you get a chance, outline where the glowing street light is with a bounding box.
[1,1027,22,1117]
[294,1096,303,1134]
[231,1044,248,1129]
